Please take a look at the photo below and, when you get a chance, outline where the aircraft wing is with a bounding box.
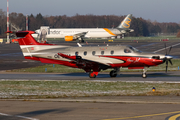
[73,32,87,38]
[58,53,82,61]
[64,32,88,41]
[58,53,124,66]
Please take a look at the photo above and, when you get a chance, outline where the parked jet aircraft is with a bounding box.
[7,31,173,78]
[32,14,134,42]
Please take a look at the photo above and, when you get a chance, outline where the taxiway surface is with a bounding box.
[0,71,180,82]
[0,99,180,120]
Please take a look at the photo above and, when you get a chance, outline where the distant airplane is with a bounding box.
[6,30,173,78]
[32,14,134,42]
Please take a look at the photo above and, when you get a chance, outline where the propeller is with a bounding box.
[164,43,173,72]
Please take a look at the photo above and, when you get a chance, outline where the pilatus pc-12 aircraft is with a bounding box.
[7,31,173,78]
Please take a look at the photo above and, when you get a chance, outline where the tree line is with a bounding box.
[0,9,180,37]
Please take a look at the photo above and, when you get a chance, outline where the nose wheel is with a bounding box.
[142,68,147,78]
[142,73,147,78]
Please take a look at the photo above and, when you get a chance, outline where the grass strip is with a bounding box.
[0,81,180,99]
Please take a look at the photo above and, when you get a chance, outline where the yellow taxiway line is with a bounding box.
[103,111,180,120]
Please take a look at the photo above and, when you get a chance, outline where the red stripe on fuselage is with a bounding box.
[103,56,164,67]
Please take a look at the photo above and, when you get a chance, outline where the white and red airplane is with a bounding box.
[32,14,134,42]
[7,31,173,78]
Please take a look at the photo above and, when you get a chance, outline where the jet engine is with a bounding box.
[65,36,76,41]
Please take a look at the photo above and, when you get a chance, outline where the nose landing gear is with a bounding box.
[142,68,147,78]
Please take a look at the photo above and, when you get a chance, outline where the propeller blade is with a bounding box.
[166,65,168,73]
[163,43,173,73]
[165,59,168,72]
[164,43,167,55]
[169,59,173,65]
[168,46,172,55]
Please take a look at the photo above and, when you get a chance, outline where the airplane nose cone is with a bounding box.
[159,55,173,60]
[165,55,173,59]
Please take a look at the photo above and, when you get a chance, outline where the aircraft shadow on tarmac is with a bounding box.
[57,72,174,78]
[19,108,71,117]
[0,108,72,120]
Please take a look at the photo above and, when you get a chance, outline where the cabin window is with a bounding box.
[92,51,96,55]
[111,50,114,55]
[124,49,131,53]
[84,51,87,56]
[101,51,104,55]
[75,51,79,56]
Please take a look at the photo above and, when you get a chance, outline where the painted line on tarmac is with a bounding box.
[0,112,12,116]
[153,42,180,53]
[167,113,180,120]
[0,112,39,120]
[15,115,39,120]
[102,111,180,120]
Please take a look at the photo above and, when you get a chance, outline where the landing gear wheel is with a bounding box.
[89,71,96,78]
[142,73,147,78]
[110,70,117,77]
[81,39,84,43]
[78,38,84,43]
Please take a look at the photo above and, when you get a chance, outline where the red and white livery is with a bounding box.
[7,31,173,78]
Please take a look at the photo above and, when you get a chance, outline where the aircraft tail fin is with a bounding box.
[6,31,49,45]
[117,14,132,29]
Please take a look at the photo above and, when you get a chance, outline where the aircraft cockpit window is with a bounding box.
[111,50,114,55]
[75,52,78,56]
[124,49,131,53]
[129,46,141,53]
[92,51,96,55]
[101,51,104,55]
[84,51,87,56]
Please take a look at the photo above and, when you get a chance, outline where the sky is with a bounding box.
[0,0,180,23]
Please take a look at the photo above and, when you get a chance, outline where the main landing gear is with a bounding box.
[89,71,96,78]
[78,37,84,43]
[110,68,120,77]
[89,67,147,78]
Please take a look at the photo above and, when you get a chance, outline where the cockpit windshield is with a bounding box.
[124,49,131,53]
[129,46,142,53]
